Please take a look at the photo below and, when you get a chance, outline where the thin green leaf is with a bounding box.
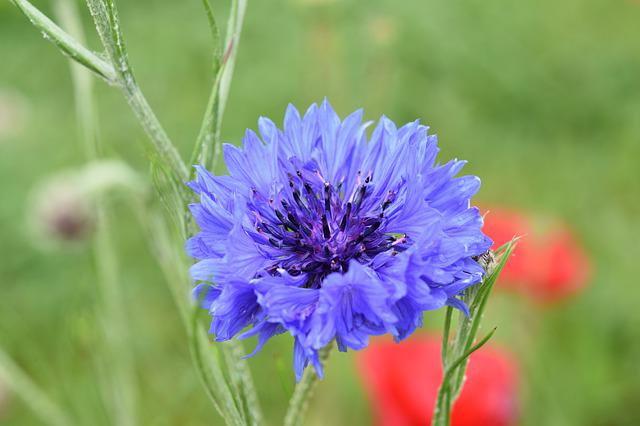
[189,0,222,168]
[210,0,247,171]
[433,241,517,425]
[470,240,517,319]
[432,328,497,426]
[493,236,521,257]
[444,327,497,379]
[191,0,248,172]
[190,62,226,168]
[201,0,222,70]
[221,343,249,425]
[451,240,517,399]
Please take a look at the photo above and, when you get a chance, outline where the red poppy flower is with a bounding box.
[481,207,591,303]
[357,335,518,426]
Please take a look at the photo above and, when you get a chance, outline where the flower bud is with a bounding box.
[28,161,146,247]
[30,176,95,245]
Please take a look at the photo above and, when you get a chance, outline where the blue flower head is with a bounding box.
[186,100,492,381]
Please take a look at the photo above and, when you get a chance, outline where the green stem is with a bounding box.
[223,340,263,426]
[432,240,516,426]
[139,206,249,426]
[441,306,453,364]
[189,307,246,426]
[432,328,497,426]
[84,0,188,181]
[211,0,247,171]
[15,1,259,424]
[12,0,188,181]
[443,387,451,426]
[55,1,137,424]
[11,0,117,83]
[447,290,478,401]
[283,345,332,426]
[451,243,516,398]
[122,83,189,181]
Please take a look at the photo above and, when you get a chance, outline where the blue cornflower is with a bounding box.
[186,100,492,381]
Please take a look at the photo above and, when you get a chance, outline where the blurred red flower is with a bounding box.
[481,207,591,303]
[357,335,518,426]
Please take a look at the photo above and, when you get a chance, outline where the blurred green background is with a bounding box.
[1,0,640,424]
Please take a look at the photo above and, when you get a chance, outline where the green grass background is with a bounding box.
[1,0,640,424]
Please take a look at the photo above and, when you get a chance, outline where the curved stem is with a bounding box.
[85,0,189,182]
[284,346,332,426]
[11,0,117,83]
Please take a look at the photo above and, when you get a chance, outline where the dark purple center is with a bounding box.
[250,169,408,288]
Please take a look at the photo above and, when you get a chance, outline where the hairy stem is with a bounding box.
[12,0,188,181]
[84,0,188,181]
[283,346,332,426]
[11,0,117,83]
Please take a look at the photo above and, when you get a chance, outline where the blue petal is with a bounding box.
[430,175,481,215]
[256,283,319,331]
[309,262,397,351]
[209,279,260,340]
[223,143,257,188]
[238,321,285,358]
[446,297,471,319]
[225,223,267,280]
[192,284,221,309]
[293,338,307,382]
[189,258,227,283]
